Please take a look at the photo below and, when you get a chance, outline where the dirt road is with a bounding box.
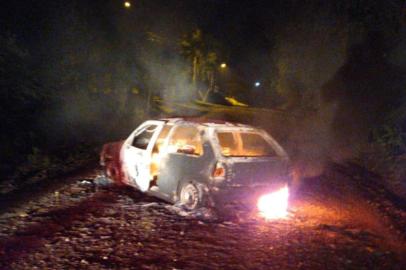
[0,167,404,269]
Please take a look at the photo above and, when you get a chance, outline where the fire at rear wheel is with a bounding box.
[179,183,201,210]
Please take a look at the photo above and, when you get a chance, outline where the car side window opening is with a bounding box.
[217,131,276,157]
[217,132,240,156]
[167,126,203,156]
[240,133,276,157]
[131,125,158,150]
[152,125,172,154]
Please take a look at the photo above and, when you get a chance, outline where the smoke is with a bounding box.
[290,32,405,182]
[243,16,348,180]
[258,18,405,182]
[34,0,200,147]
[137,46,195,105]
[4,0,405,176]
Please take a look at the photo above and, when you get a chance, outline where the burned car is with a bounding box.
[100,118,291,216]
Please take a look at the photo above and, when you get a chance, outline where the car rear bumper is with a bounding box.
[209,181,288,209]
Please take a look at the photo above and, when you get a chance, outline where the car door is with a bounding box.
[156,125,209,200]
[122,121,164,192]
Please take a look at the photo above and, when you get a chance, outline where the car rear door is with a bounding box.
[122,121,164,191]
[156,124,210,200]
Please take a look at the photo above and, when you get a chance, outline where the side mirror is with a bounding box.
[177,145,196,155]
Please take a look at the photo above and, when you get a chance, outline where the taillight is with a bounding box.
[212,162,225,178]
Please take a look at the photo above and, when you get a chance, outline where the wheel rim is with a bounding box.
[180,184,199,210]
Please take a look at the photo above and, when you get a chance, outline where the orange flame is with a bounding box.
[257,186,289,220]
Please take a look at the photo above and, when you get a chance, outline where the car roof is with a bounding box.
[158,117,253,128]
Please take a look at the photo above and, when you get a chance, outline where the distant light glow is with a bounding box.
[255,81,261,87]
[257,186,289,220]
[220,63,227,69]
[124,1,131,8]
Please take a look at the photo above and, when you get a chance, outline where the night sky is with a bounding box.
[0,0,288,84]
[1,1,404,90]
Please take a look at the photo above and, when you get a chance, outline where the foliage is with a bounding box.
[0,1,147,177]
[371,125,405,155]
[0,34,50,164]
[180,29,221,100]
[27,147,51,171]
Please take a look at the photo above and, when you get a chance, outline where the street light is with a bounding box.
[124,1,131,8]
[220,63,227,69]
[255,81,261,87]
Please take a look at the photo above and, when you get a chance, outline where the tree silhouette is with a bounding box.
[180,29,220,101]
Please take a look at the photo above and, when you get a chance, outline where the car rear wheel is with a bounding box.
[179,183,201,210]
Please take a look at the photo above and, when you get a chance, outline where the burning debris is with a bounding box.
[257,186,289,220]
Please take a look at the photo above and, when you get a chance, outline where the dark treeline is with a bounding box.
[1,1,121,164]
[0,0,190,173]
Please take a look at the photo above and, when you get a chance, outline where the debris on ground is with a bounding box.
[0,166,405,269]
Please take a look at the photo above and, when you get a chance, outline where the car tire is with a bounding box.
[178,182,203,211]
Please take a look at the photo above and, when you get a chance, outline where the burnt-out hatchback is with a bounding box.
[101,118,291,213]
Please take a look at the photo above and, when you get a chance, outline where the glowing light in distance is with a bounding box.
[220,63,227,69]
[254,81,261,87]
[124,1,131,8]
[257,186,289,220]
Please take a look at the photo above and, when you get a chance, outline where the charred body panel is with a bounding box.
[100,141,125,184]
[156,141,215,202]
[100,118,291,210]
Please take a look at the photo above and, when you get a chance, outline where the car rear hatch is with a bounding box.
[215,128,290,189]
